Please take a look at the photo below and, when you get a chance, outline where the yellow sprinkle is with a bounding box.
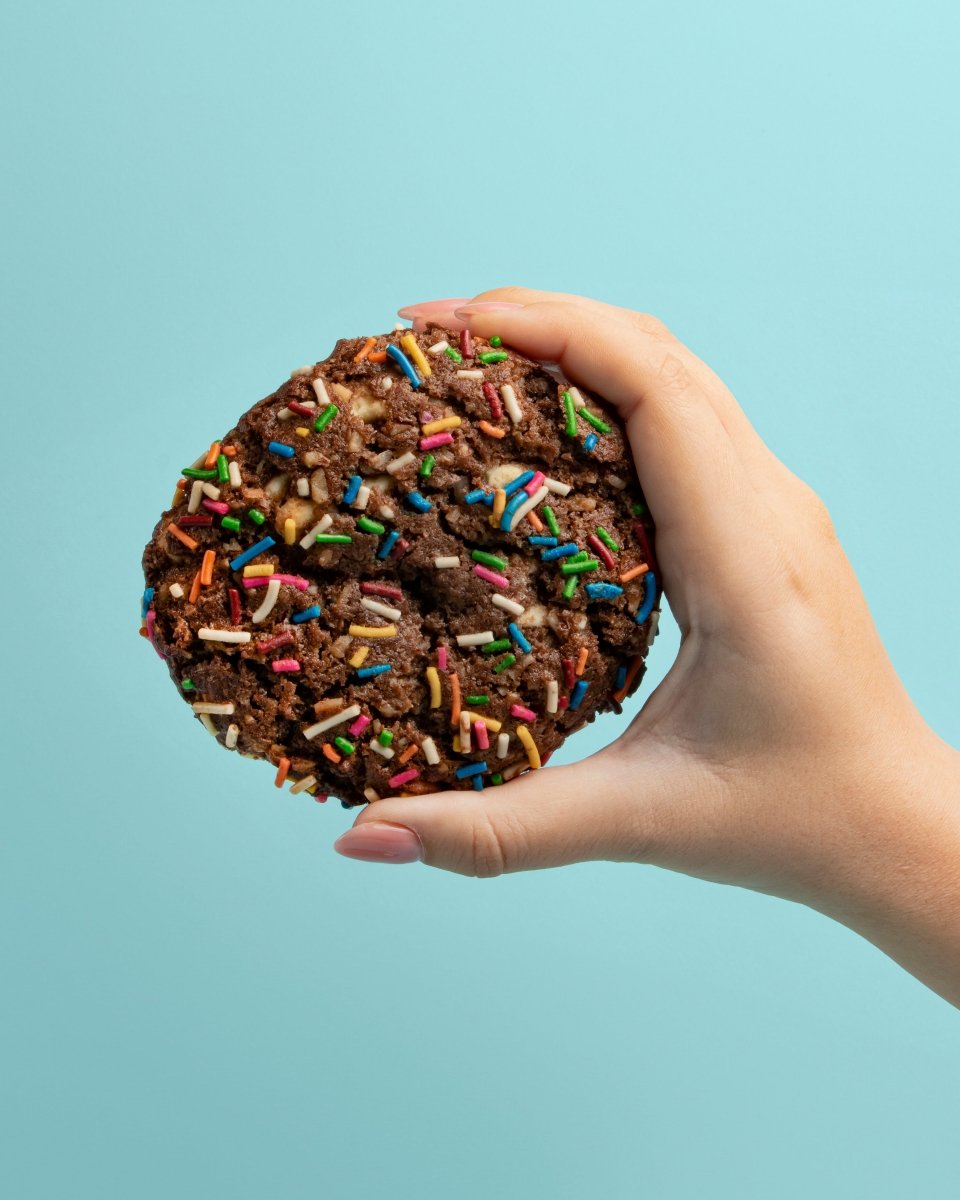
[452,734,461,753]
[349,624,398,639]
[283,518,296,545]
[400,332,432,379]
[516,724,541,769]
[349,646,370,668]
[461,710,502,733]
[295,426,310,437]
[420,414,461,436]
[425,666,442,708]
[243,564,276,578]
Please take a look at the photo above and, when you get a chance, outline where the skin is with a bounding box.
[334,287,960,1008]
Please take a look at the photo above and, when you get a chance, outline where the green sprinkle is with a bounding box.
[420,453,436,478]
[443,346,463,363]
[631,501,647,516]
[482,638,512,655]
[471,549,508,571]
[356,516,386,535]
[313,403,339,433]
[378,730,394,747]
[579,408,611,434]
[466,694,490,706]
[477,350,508,364]
[562,391,578,437]
[493,653,517,674]
[181,678,195,690]
[567,551,590,564]
[542,505,561,537]
[595,526,619,551]
[221,516,241,532]
[489,335,502,347]
[333,736,355,756]
[216,453,230,483]
[316,533,353,544]
[490,772,504,785]
[182,467,217,480]
[560,558,600,576]
[247,508,266,525]
[562,576,579,600]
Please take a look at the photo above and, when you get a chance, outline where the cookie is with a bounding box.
[140,324,661,807]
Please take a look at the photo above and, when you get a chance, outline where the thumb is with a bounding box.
[332,751,657,876]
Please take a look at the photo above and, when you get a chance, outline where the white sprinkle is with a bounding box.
[568,386,586,409]
[228,460,242,488]
[386,451,416,475]
[296,477,310,497]
[312,377,331,406]
[299,514,333,549]
[434,555,461,569]
[198,628,252,644]
[491,594,525,617]
[507,484,550,532]
[276,407,294,420]
[382,377,393,391]
[427,340,449,356]
[289,774,317,795]
[187,480,204,514]
[378,505,395,520]
[456,631,495,647]
[191,701,235,715]
[251,577,281,624]
[370,740,395,760]
[459,710,472,753]
[371,450,394,469]
[363,786,381,802]
[290,364,314,377]
[607,473,627,490]
[198,713,218,736]
[303,704,361,740]
[496,732,510,759]
[225,723,239,748]
[353,485,371,510]
[546,680,559,714]
[169,582,184,599]
[393,321,405,331]
[422,736,440,765]
[361,597,402,622]
[189,451,209,469]
[201,482,220,500]
[544,477,572,497]
[501,383,523,424]
[456,369,484,379]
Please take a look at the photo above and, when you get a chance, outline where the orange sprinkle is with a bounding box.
[203,441,221,469]
[575,647,589,677]
[613,655,644,703]
[222,445,236,457]
[274,757,291,788]
[368,350,387,363]
[526,510,544,533]
[322,744,342,764]
[477,420,506,439]
[398,743,419,765]
[188,570,202,604]
[138,625,149,639]
[353,336,376,363]
[619,563,649,584]
[448,672,462,726]
[199,549,215,586]
[167,522,198,551]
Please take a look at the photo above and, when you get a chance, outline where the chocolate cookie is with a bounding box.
[140,325,661,807]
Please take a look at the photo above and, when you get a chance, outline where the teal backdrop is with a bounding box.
[2,2,958,1197]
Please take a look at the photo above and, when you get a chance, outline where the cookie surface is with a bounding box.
[141,325,661,806]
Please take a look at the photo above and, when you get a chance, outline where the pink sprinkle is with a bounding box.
[482,381,503,420]
[393,538,412,558]
[361,582,404,599]
[587,534,616,570]
[256,631,295,653]
[420,411,433,422]
[419,432,454,451]
[473,564,510,589]
[460,328,473,359]
[388,768,420,789]
[510,703,537,722]
[243,574,309,590]
[271,658,301,673]
[202,499,230,515]
[524,471,546,496]
[437,645,448,670]
[313,793,328,804]
[474,720,490,750]
[348,714,371,737]
[145,609,163,658]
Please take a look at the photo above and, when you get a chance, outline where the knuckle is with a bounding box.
[632,312,673,341]
[794,480,837,542]
[469,814,510,878]
[654,351,694,395]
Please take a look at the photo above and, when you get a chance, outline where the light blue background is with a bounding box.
[2,2,958,1197]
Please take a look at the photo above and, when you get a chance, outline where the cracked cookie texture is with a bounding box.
[140,325,662,807]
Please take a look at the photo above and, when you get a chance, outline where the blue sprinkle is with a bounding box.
[569,680,589,711]
[455,761,488,779]
[406,490,432,513]
[583,433,599,453]
[503,470,535,497]
[635,569,657,624]
[343,475,362,504]
[472,775,485,791]
[528,536,558,547]
[507,622,532,653]
[357,664,392,679]
[141,587,154,618]
[268,441,295,458]
[499,489,529,530]
[386,343,421,389]
[615,665,628,691]
[584,582,624,600]
[377,530,401,559]
[291,604,322,624]
[230,535,277,572]
[541,542,578,561]
[464,488,490,505]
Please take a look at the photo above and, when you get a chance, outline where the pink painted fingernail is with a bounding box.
[397,298,472,318]
[453,302,526,317]
[334,821,424,864]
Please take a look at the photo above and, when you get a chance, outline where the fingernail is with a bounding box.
[397,298,472,319]
[453,302,526,318]
[334,821,424,865]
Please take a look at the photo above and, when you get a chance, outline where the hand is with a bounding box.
[335,288,960,1004]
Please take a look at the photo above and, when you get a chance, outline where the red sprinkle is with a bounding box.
[632,520,658,576]
[562,658,576,690]
[288,400,316,418]
[179,515,215,527]
[393,538,412,558]
[482,381,503,420]
[559,696,569,710]
[314,794,329,804]
[256,631,295,653]
[587,534,616,570]
[459,328,473,359]
[360,581,404,599]
[228,587,242,624]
